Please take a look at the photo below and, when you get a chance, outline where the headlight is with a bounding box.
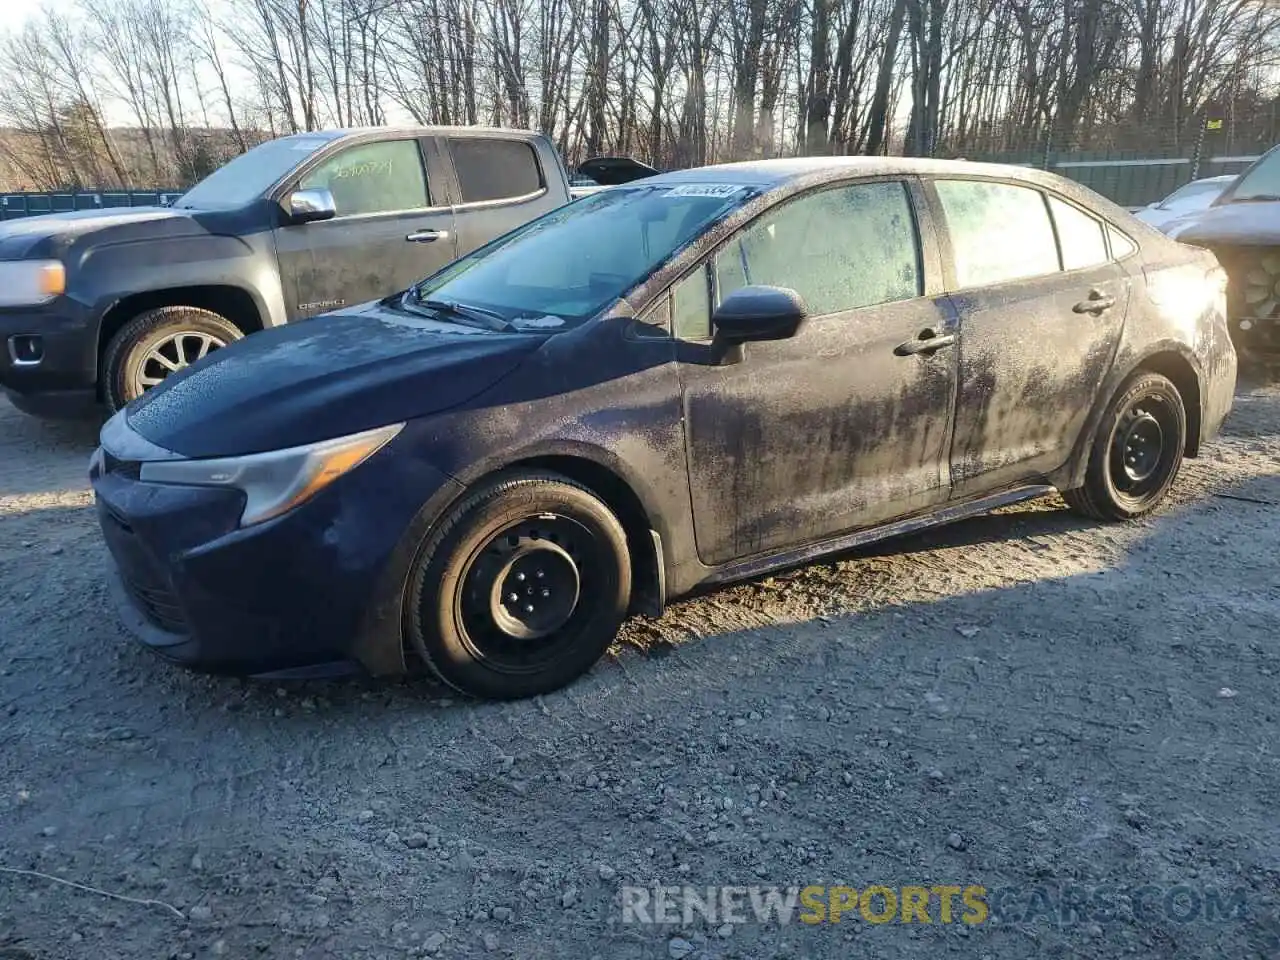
[138,423,403,526]
[0,260,65,306]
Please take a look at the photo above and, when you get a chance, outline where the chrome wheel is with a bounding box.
[132,331,226,394]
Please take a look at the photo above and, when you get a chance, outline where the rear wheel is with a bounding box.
[405,472,631,699]
[1064,371,1187,521]
[102,306,243,412]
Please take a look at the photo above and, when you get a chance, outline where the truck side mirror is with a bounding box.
[287,187,337,224]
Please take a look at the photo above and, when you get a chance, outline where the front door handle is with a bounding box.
[894,328,957,357]
[1073,289,1117,314]
[406,228,449,243]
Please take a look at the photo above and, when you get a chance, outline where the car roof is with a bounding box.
[644,156,1054,187]
[324,125,545,141]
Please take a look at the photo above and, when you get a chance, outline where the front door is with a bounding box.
[929,179,1130,496]
[274,137,457,320]
[677,179,959,567]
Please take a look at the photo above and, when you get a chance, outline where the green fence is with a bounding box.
[970,148,1263,208]
[0,190,184,220]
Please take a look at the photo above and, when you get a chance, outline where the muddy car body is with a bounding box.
[91,157,1237,698]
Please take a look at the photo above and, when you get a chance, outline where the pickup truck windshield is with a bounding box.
[175,135,331,209]
[413,183,759,328]
[1225,149,1280,203]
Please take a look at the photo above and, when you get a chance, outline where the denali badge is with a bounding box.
[298,299,346,312]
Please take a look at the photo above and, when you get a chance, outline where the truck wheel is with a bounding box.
[1064,371,1187,521]
[405,471,632,700]
[102,306,243,412]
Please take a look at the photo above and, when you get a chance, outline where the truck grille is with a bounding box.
[1194,244,1280,354]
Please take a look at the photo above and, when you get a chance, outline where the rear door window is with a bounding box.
[712,180,922,318]
[1048,196,1109,271]
[1108,226,1137,260]
[935,179,1059,287]
[299,139,430,217]
[449,138,544,204]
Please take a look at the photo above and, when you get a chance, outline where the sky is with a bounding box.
[3,0,75,31]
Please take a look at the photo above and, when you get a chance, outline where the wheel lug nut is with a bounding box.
[536,570,545,578]
[508,592,518,603]
[525,604,535,613]
[516,573,526,582]
[541,588,550,597]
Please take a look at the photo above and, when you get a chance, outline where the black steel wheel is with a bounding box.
[406,472,631,699]
[1065,371,1187,521]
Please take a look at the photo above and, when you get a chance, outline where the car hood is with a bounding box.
[1164,200,1280,245]
[0,205,262,260]
[123,301,548,458]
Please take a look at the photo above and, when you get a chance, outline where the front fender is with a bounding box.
[78,233,288,336]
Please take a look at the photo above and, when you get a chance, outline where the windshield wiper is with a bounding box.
[403,288,516,332]
[420,298,515,332]
[1231,194,1280,203]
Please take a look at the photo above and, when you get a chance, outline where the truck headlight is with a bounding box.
[0,260,65,306]
[138,423,403,526]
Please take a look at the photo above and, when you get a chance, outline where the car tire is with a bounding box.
[405,471,632,699]
[102,306,243,412]
[1064,371,1187,521]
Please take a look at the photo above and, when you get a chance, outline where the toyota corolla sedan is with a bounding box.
[91,157,1237,699]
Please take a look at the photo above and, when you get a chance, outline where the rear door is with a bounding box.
[927,177,1129,497]
[273,137,457,320]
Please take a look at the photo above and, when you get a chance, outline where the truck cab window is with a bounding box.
[299,140,430,217]
[449,138,544,204]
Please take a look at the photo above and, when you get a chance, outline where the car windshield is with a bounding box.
[1225,150,1280,203]
[1162,179,1227,207]
[175,135,332,209]
[412,182,758,328]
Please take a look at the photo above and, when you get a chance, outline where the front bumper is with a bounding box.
[1197,245,1280,358]
[92,430,463,678]
[0,299,100,416]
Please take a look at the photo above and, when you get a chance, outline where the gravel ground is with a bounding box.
[1,381,1278,960]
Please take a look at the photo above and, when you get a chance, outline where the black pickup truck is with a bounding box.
[0,127,655,417]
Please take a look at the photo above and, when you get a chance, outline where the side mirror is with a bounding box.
[712,285,807,343]
[286,187,336,224]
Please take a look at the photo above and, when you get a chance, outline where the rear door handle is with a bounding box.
[406,228,449,243]
[1073,289,1117,314]
[894,328,957,356]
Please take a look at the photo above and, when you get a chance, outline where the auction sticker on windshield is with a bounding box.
[664,184,751,198]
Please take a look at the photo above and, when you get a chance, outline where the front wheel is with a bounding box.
[1064,371,1187,521]
[405,472,632,699]
[101,306,243,412]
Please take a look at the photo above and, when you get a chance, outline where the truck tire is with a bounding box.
[102,306,243,412]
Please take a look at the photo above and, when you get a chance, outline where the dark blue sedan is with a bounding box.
[91,158,1237,698]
